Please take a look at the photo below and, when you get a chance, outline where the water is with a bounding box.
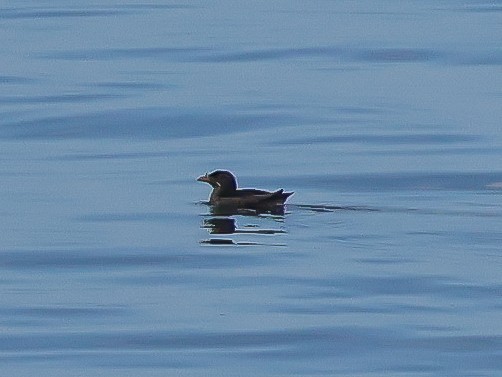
[1,1,501,376]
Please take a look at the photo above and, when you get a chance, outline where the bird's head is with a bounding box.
[197,170,238,193]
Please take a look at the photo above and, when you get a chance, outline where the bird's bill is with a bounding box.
[197,173,210,183]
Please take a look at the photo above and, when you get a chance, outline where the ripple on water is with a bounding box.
[0,108,293,140]
[0,327,500,374]
[0,248,274,270]
[289,171,502,192]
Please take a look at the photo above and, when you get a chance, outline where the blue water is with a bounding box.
[1,1,501,376]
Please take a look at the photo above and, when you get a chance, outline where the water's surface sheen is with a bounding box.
[1,1,501,376]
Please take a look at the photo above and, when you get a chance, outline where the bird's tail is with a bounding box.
[271,189,294,203]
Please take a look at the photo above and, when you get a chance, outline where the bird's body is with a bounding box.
[197,170,293,209]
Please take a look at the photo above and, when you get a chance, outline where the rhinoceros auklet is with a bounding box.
[197,170,293,208]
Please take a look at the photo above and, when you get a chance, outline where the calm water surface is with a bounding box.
[1,1,501,376]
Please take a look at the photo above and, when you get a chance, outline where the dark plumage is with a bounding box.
[197,170,293,208]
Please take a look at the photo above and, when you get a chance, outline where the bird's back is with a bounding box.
[217,188,293,207]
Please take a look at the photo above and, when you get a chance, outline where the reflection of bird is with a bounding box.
[197,170,293,208]
[203,218,236,234]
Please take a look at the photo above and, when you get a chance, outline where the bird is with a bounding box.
[197,170,293,209]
